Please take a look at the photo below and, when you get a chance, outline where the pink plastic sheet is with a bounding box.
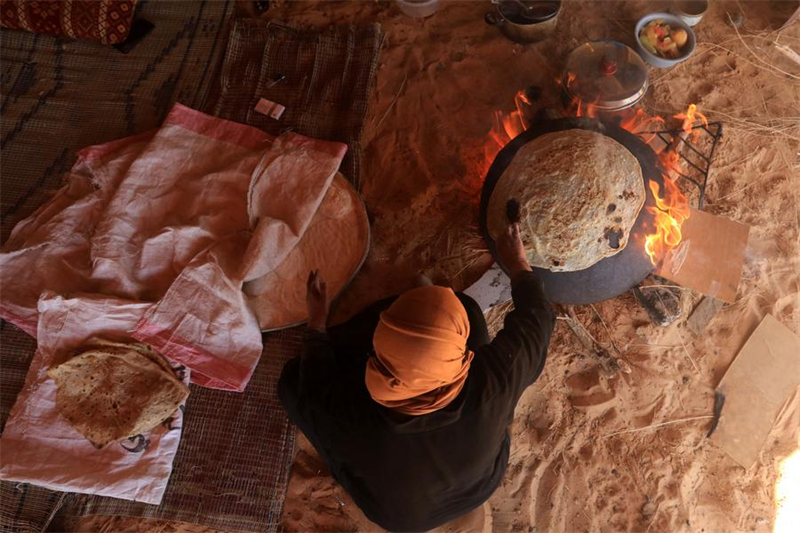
[0,292,189,505]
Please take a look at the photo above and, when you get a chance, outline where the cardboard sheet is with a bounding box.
[710,314,800,468]
[779,6,800,30]
[463,263,512,313]
[657,208,750,304]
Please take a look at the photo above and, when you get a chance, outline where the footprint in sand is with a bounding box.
[566,370,616,408]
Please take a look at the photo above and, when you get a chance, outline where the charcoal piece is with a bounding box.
[632,282,682,326]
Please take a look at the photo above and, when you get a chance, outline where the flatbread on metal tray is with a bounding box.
[245,172,369,330]
[487,129,645,272]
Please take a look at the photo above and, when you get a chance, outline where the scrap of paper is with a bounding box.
[255,97,286,120]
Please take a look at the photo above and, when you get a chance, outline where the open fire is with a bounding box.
[487,92,708,267]
[488,90,531,151]
[643,103,706,265]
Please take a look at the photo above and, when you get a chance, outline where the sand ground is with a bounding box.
[53,1,800,531]
[276,1,800,532]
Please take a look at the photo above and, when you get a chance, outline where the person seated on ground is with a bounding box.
[278,222,555,532]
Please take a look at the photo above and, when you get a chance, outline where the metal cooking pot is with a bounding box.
[562,41,649,113]
[485,0,561,43]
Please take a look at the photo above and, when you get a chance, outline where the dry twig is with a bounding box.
[600,415,715,439]
[374,73,407,131]
[676,328,700,373]
[589,303,622,356]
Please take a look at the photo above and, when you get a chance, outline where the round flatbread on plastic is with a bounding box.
[47,343,189,449]
[245,173,370,331]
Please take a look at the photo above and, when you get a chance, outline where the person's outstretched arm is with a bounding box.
[482,223,555,399]
[278,270,336,411]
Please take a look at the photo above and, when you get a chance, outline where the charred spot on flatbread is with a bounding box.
[604,225,624,249]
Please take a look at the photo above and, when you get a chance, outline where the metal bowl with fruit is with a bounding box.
[635,13,696,68]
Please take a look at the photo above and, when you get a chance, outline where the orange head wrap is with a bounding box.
[365,286,474,416]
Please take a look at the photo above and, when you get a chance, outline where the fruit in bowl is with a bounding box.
[639,19,688,59]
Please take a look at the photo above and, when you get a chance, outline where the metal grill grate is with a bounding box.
[640,121,724,210]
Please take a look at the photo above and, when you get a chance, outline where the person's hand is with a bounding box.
[306,270,329,331]
[496,223,532,278]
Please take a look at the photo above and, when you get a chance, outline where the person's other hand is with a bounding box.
[496,223,532,278]
[306,270,329,331]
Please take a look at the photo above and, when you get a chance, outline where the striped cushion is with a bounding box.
[0,0,138,44]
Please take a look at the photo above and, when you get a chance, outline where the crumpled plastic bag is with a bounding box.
[0,103,347,392]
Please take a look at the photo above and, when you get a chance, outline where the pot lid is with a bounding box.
[497,0,560,23]
[563,41,649,111]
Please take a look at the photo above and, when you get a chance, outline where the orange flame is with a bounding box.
[644,178,691,264]
[564,87,593,117]
[639,103,706,265]
[489,92,529,148]
[571,96,599,118]
[675,103,708,135]
[485,90,532,168]
[557,71,599,118]
[618,108,666,142]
